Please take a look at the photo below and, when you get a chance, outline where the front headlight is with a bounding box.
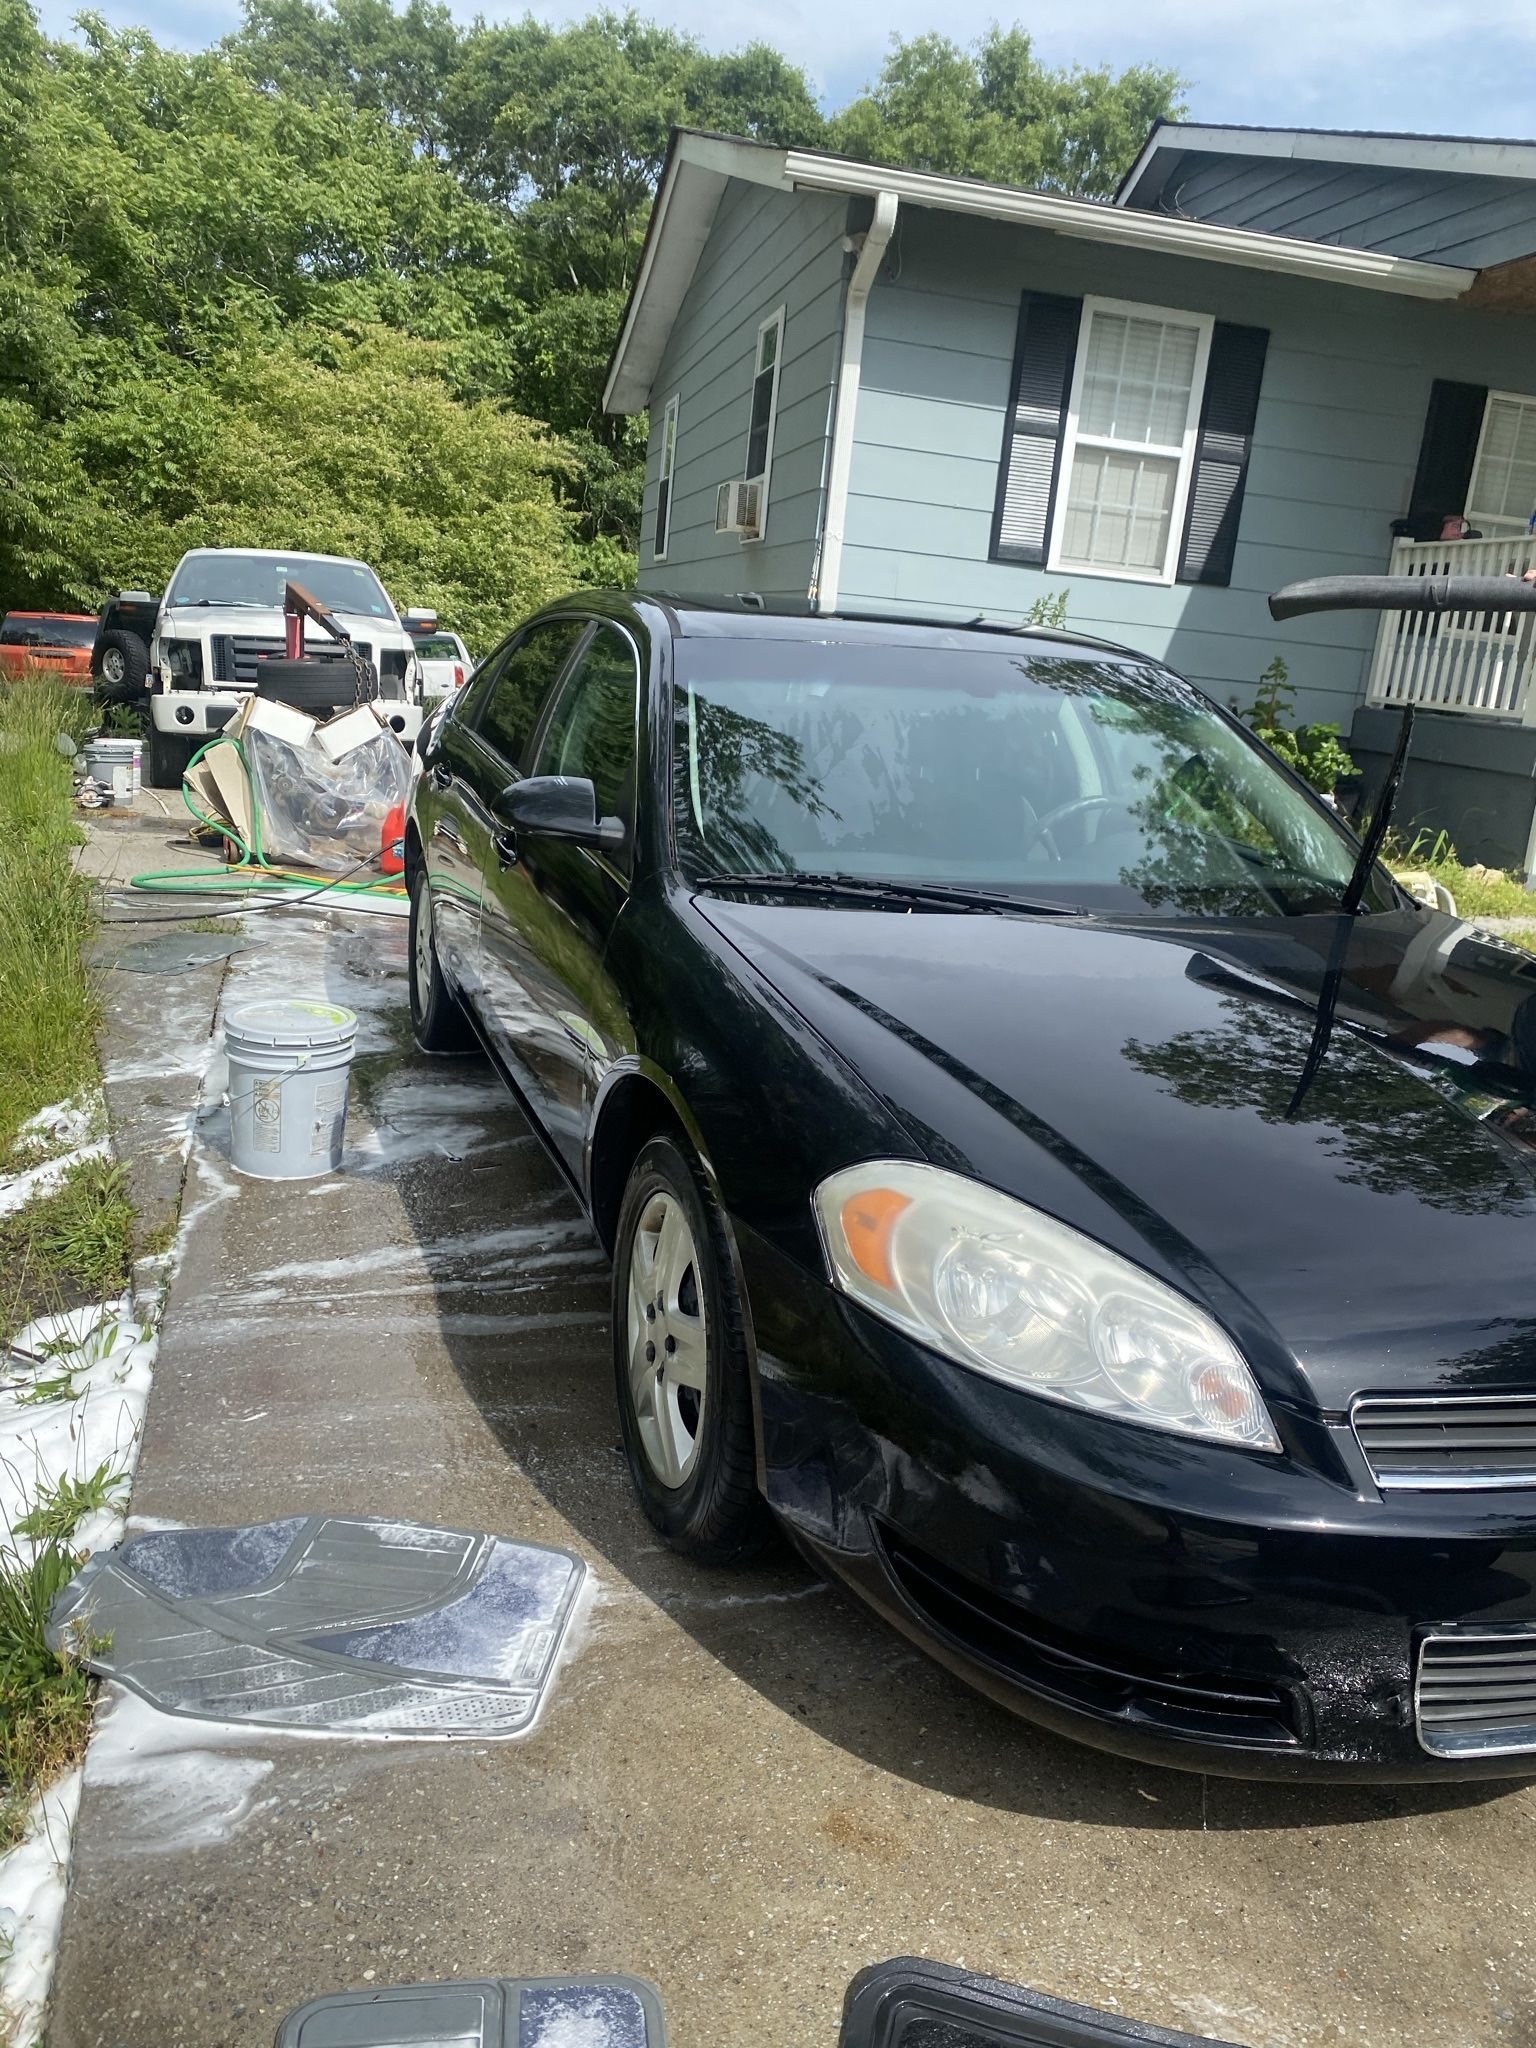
[813,1161,1279,1452]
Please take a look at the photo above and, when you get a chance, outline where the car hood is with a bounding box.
[160,604,408,644]
[699,895,1536,1408]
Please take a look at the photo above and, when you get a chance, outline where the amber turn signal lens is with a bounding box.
[839,1187,912,1290]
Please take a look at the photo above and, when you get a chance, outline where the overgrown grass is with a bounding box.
[0,1161,136,1325]
[0,1538,95,1853]
[0,674,100,1158]
[1388,828,1536,921]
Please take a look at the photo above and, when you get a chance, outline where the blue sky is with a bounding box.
[30,0,1536,142]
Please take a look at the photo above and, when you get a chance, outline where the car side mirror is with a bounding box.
[402,607,438,633]
[493,776,625,853]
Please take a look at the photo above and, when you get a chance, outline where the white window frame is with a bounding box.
[1046,295,1215,587]
[741,305,785,547]
[1466,388,1536,536]
[652,392,679,564]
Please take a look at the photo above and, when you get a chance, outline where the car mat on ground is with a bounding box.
[839,1959,1246,2048]
[274,1974,667,2048]
[48,1516,586,1737]
[107,934,245,973]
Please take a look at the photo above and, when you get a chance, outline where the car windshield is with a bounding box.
[167,555,395,618]
[673,639,1390,919]
[1,615,94,648]
[414,636,461,661]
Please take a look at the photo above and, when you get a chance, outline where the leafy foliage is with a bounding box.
[2,0,1184,608]
[1237,657,1358,796]
[828,28,1184,195]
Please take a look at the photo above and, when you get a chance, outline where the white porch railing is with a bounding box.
[1364,533,1536,720]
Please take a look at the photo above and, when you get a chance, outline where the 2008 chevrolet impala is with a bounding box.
[406,592,1536,1780]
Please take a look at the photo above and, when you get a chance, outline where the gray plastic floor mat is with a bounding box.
[49,1516,585,1736]
[276,1976,665,2048]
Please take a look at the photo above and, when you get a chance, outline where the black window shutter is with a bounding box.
[1176,322,1269,587]
[1405,380,1487,539]
[990,292,1082,566]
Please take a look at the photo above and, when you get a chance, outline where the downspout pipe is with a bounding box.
[812,190,898,616]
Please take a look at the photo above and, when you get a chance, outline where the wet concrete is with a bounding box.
[49,894,1536,2048]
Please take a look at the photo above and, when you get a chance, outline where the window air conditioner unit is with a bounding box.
[716,477,762,538]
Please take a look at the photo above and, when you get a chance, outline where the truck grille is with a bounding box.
[210,636,372,686]
[1353,1395,1536,1490]
[1417,1629,1536,1756]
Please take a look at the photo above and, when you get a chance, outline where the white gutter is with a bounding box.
[813,192,898,616]
[782,149,1476,300]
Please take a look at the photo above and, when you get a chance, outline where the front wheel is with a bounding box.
[145,720,197,791]
[408,865,476,1053]
[612,1134,770,1563]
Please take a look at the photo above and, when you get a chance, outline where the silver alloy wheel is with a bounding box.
[413,880,435,1012]
[626,1189,708,1486]
[101,644,125,684]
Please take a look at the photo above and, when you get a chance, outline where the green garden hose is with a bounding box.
[128,733,408,904]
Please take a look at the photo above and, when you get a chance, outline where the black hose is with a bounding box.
[1269,574,1536,622]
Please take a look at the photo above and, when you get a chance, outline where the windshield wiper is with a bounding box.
[695,871,1086,916]
[174,599,272,610]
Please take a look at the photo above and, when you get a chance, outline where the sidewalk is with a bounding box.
[46,840,1536,2048]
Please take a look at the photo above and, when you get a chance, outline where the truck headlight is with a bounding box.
[814,1161,1279,1452]
[163,638,203,682]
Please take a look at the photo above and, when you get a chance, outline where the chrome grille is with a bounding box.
[1417,1630,1536,1757]
[1353,1394,1536,1490]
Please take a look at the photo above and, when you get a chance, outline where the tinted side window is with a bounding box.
[452,637,511,728]
[477,620,588,770]
[534,625,640,873]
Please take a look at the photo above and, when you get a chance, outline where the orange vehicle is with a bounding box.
[0,611,98,681]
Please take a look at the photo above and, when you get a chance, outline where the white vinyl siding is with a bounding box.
[1467,391,1536,535]
[1049,299,1214,584]
[653,394,679,562]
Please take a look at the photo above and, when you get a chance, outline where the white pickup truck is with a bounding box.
[141,547,430,787]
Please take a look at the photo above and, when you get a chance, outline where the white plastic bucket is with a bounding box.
[225,998,358,1180]
[83,737,140,804]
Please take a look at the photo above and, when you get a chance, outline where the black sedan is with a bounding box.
[405,592,1536,1781]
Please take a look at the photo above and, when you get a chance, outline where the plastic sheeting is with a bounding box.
[242,715,412,875]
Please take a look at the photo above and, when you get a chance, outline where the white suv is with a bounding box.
[145,548,428,787]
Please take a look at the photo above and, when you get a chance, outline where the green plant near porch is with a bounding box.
[1237,657,1358,797]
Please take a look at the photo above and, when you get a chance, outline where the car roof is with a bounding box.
[175,547,370,568]
[528,590,1144,663]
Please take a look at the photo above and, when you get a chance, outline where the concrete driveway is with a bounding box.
[50,889,1536,2048]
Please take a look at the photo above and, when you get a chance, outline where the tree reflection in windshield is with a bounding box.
[685,695,837,874]
[1124,996,1536,1215]
[674,642,1376,913]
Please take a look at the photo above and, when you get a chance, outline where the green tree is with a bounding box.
[829,27,1184,196]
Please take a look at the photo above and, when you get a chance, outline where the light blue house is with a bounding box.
[604,125,1536,870]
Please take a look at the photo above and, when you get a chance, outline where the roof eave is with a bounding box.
[603,131,1477,418]
[782,148,1473,300]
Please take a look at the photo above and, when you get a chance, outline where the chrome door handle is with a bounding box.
[428,763,452,791]
[494,830,518,870]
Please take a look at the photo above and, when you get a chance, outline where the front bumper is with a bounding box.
[150,689,422,743]
[737,1225,1536,1781]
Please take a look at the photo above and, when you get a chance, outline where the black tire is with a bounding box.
[94,630,149,704]
[612,1134,770,1564]
[408,866,476,1053]
[146,721,199,791]
[255,658,361,716]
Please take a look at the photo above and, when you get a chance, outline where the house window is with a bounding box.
[1049,299,1213,584]
[1467,391,1536,535]
[743,307,784,540]
[653,394,678,563]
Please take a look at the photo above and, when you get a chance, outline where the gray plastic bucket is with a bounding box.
[83,737,141,803]
[225,998,358,1180]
